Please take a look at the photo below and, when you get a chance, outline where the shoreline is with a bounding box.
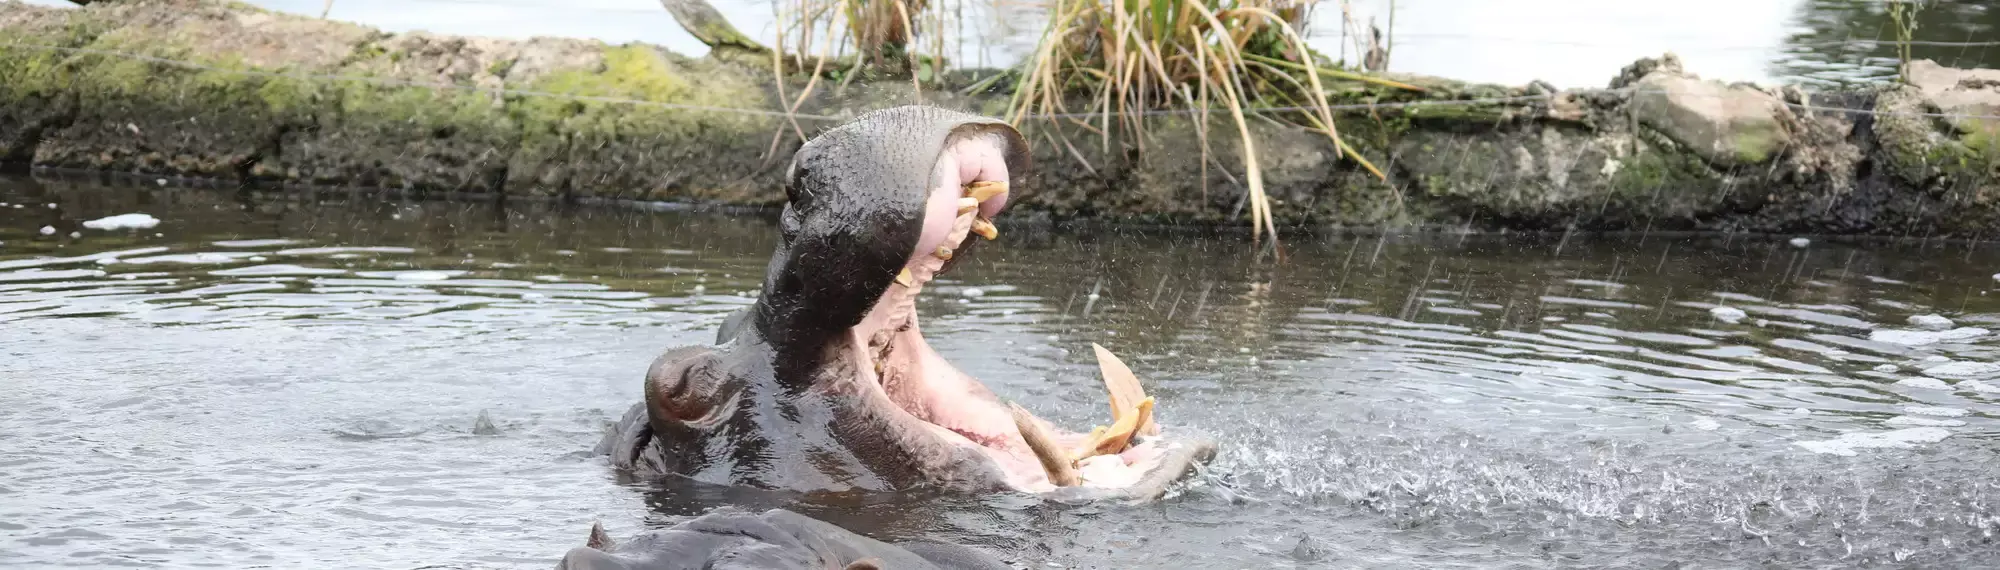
[0,0,1995,236]
[21,171,2000,248]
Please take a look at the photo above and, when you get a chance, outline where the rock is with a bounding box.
[1610,53,1685,90]
[1905,60,2000,139]
[1874,60,1999,205]
[1628,72,1792,166]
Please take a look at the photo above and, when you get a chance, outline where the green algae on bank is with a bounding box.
[0,0,1998,236]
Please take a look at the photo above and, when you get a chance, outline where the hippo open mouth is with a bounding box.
[600,106,1212,500]
[845,147,1205,495]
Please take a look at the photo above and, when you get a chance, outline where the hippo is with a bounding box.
[595,105,1214,501]
[555,508,1010,570]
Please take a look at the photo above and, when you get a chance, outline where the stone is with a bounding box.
[1628,72,1792,166]
[1875,61,2000,198]
[1610,53,1685,90]
[1905,59,2000,139]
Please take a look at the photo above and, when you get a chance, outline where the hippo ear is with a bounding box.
[586,522,615,550]
[842,558,883,570]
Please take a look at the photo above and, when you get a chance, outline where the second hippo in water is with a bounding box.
[595,106,1213,501]
[554,508,1009,570]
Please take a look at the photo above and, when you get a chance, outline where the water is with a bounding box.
[5,175,2000,568]
[26,0,1986,89]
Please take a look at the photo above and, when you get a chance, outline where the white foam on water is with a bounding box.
[1893,377,1952,391]
[1869,327,1989,346]
[1885,416,1967,428]
[80,213,161,230]
[1710,306,1747,323]
[1922,360,2000,379]
[393,271,462,281]
[1690,417,1721,431]
[1907,314,1954,330]
[1795,427,1952,457]
[1903,406,1969,417]
[1958,380,2000,394]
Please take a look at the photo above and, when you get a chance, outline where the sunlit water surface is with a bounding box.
[4,176,2000,568]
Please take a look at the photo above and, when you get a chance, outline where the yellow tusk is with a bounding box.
[970,218,998,240]
[1093,344,1158,437]
[1008,402,1080,487]
[895,268,915,288]
[956,197,979,216]
[1070,397,1154,460]
[966,180,1009,203]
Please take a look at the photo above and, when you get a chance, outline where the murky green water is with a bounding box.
[5,175,2000,568]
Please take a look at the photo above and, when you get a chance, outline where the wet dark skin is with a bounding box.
[596,105,1215,499]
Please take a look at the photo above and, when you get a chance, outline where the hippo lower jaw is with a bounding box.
[843,174,1213,498]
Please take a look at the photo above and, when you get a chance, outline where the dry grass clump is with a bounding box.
[1005,0,1422,247]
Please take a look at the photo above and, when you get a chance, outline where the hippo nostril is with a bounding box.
[645,347,722,424]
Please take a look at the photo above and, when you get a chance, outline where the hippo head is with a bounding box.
[603,106,1212,500]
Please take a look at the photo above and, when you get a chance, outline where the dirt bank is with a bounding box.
[1,0,1996,234]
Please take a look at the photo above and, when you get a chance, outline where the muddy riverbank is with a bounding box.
[1,0,1996,234]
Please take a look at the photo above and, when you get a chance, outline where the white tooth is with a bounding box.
[971,217,998,240]
[956,197,979,215]
[934,245,953,261]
